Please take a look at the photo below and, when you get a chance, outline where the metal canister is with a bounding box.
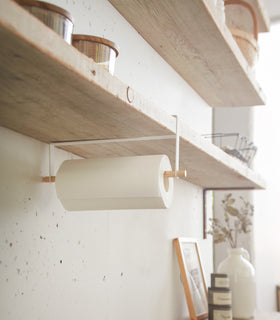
[15,0,74,44]
[72,35,119,75]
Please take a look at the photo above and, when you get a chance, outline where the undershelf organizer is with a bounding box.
[109,0,269,107]
[0,0,265,189]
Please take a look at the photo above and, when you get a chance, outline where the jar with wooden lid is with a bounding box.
[72,35,119,75]
[14,0,73,44]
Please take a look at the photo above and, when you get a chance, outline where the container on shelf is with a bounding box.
[202,133,257,167]
[208,304,232,320]
[211,273,230,289]
[218,248,256,319]
[208,287,232,306]
[225,0,259,68]
[14,0,73,44]
[72,34,119,75]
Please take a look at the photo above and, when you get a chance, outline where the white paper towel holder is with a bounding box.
[43,115,187,183]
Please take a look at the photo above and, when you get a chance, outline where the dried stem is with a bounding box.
[208,193,254,248]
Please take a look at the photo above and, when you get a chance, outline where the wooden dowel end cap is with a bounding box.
[42,176,56,183]
[164,170,187,178]
[43,172,187,182]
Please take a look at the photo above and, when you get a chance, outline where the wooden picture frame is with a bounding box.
[277,285,280,312]
[174,238,208,320]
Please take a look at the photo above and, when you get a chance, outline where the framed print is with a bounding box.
[174,238,208,320]
[277,285,280,312]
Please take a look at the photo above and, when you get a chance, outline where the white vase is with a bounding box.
[217,248,256,320]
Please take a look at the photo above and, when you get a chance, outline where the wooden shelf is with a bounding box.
[109,0,267,107]
[0,0,265,189]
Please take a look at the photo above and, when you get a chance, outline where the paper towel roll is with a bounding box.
[55,155,174,211]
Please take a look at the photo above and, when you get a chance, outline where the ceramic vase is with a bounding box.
[217,248,255,319]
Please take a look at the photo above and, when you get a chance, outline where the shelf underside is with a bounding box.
[109,0,266,107]
[0,0,265,189]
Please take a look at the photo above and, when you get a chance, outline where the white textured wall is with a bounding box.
[253,22,280,312]
[0,0,213,319]
[0,127,211,320]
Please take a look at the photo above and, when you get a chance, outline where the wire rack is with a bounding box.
[202,133,257,166]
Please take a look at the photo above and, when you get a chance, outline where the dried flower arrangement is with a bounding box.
[208,193,254,248]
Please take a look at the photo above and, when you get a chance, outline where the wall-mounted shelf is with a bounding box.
[0,0,265,189]
[109,0,267,107]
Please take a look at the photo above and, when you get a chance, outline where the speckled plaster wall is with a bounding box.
[0,127,212,320]
[0,0,213,319]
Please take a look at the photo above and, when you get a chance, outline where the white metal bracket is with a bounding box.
[43,115,187,182]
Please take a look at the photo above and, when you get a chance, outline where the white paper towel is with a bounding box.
[55,155,174,211]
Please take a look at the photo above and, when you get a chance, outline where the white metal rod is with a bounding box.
[49,144,54,179]
[45,124,187,182]
[174,115,180,175]
[51,135,177,147]
[44,122,189,182]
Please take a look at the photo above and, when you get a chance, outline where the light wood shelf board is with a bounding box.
[0,0,174,142]
[109,0,266,107]
[0,0,265,189]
